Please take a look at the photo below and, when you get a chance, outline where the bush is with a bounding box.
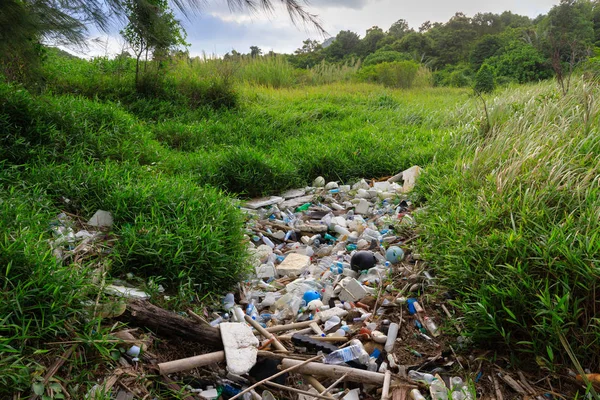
[486,42,553,84]
[363,50,412,67]
[474,64,496,93]
[29,160,249,289]
[357,61,420,88]
[434,63,474,87]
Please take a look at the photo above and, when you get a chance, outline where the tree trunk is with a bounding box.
[121,300,223,349]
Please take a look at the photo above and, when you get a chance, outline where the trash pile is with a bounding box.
[150,166,485,400]
[44,167,562,399]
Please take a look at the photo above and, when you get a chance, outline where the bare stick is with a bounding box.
[229,354,324,400]
[30,344,77,400]
[188,309,210,325]
[304,376,335,400]
[158,351,225,375]
[382,370,392,400]
[492,374,503,400]
[320,372,349,395]
[245,315,287,352]
[263,381,336,400]
[265,319,318,333]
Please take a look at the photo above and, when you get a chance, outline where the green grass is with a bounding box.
[3,49,600,395]
[416,78,600,370]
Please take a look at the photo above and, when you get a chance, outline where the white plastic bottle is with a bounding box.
[384,322,399,352]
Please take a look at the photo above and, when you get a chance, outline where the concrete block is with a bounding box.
[220,322,259,375]
[276,253,311,277]
[338,278,368,303]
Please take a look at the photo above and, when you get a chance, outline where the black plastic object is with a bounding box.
[249,358,287,384]
[350,250,377,272]
[291,333,338,354]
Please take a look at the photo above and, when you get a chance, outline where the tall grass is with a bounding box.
[417,78,600,369]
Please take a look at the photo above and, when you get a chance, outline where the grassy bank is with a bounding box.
[0,69,465,395]
[417,78,600,370]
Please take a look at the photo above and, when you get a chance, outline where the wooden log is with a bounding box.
[280,359,387,384]
[122,300,222,349]
[158,351,225,375]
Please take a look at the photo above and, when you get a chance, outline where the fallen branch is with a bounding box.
[121,300,222,348]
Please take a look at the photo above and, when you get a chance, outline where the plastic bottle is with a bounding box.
[246,300,259,319]
[384,322,399,352]
[260,233,275,249]
[423,316,440,337]
[449,377,473,400]
[324,341,369,365]
[223,293,235,311]
[408,371,435,385]
[429,375,449,400]
[209,316,225,327]
[333,225,351,237]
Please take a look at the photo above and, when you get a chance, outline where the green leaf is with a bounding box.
[32,382,45,396]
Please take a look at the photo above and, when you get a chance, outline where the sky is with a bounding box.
[76,0,560,58]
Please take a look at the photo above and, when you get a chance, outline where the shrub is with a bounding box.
[357,61,420,88]
[29,160,249,289]
[363,50,412,67]
[474,64,496,93]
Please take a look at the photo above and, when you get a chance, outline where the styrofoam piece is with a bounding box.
[87,210,113,228]
[276,253,311,277]
[338,278,368,303]
[220,322,259,375]
[245,196,284,209]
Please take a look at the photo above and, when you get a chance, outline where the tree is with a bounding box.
[121,0,189,85]
[250,45,262,57]
[324,30,361,61]
[0,0,324,83]
[474,63,495,93]
[470,34,504,70]
[359,26,385,57]
[538,0,595,94]
[388,19,412,39]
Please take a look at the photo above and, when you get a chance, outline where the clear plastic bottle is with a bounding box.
[449,377,473,400]
[408,371,435,385]
[245,299,259,319]
[260,233,275,249]
[423,316,440,337]
[324,341,369,365]
[429,375,449,400]
[223,293,235,311]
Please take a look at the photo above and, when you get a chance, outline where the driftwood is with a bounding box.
[122,300,222,349]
